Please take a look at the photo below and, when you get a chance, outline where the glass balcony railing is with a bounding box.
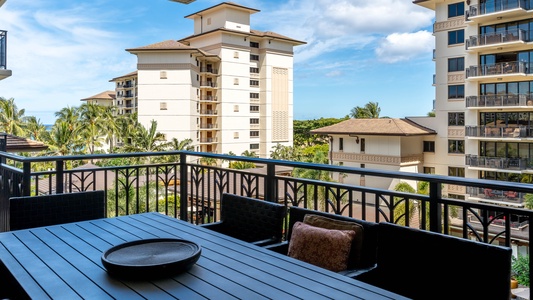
[465,93,533,107]
[0,30,6,70]
[466,61,529,78]
[467,0,529,18]
[465,154,530,170]
[465,125,533,138]
[466,29,527,49]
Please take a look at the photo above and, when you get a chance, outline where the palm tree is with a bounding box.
[160,137,194,163]
[100,106,118,153]
[55,106,80,132]
[0,97,27,136]
[350,101,381,119]
[79,103,106,156]
[293,150,333,209]
[24,116,47,141]
[121,120,167,160]
[228,150,257,169]
[42,120,84,159]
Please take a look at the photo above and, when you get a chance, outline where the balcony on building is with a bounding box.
[200,81,218,89]
[199,137,218,144]
[466,93,533,108]
[200,109,218,116]
[200,67,218,75]
[466,0,531,23]
[465,125,532,139]
[466,60,530,81]
[199,95,217,102]
[0,30,12,81]
[199,123,218,129]
[466,29,528,52]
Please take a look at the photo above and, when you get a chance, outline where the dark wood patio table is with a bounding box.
[0,212,409,299]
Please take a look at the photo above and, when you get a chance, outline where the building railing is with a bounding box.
[465,154,530,171]
[466,61,529,78]
[200,109,217,115]
[466,94,533,107]
[466,29,527,49]
[467,0,529,18]
[200,95,217,101]
[1,151,532,291]
[465,125,533,138]
[199,123,217,129]
[0,30,6,70]
[200,67,218,74]
[200,81,217,88]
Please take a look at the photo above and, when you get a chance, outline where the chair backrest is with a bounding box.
[374,222,512,300]
[9,191,106,230]
[219,193,287,243]
[287,206,379,269]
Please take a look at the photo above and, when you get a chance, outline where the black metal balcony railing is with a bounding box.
[466,61,529,78]
[467,0,529,18]
[466,94,533,107]
[1,151,533,293]
[200,67,218,74]
[465,154,530,171]
[200,95,217,101]
[200,81,217,88]
[465,125,533,138]
[466,29,527,49]
[0,30,6,70]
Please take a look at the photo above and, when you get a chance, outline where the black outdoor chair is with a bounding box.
[9,190,106,231]
[200,193,287,246]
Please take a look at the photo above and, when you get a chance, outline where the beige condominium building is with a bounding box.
[414,0,533,209]
[124,2,305,158]
[109,72,138,116]
[0,0,12,81]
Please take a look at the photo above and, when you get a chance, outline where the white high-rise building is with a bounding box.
[414,0,533,207]
[126,2,305,158]
[0,0,12,81]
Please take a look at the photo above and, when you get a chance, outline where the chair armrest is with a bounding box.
[263,241,289,254]
[338,264,377,278]
[251,238,277,247]
[199,221,224,232]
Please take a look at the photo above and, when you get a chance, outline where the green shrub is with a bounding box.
[512,254,530,287]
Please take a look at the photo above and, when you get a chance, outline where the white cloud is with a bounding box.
[255,0,434,64]
[375,31,434,63]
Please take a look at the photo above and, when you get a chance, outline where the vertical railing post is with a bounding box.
[265,162,276,202]
[428,181,442,233]
[179,153,188,221]
[22,161,31,196]
[55,160,64,194]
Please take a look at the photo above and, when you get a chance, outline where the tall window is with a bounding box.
[360,138,366,152]
[448,57,464,72]
[448,112,465,126]
[448,29,464,45]
[448,2,465,18]
[423,141,435,152]
[339,138,344,151]
[448,140,465,153]
[448,85,465,99]
[448,167,465,177]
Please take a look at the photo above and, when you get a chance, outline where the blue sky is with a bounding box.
[0,0,435,124]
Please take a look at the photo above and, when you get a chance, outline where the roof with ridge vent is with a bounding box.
[310,118,436,136]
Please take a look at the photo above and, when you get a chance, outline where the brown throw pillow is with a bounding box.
[303,214,364,268]
[287,222,355,272]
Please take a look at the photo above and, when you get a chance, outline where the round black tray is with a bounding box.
[101,238,201,279]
